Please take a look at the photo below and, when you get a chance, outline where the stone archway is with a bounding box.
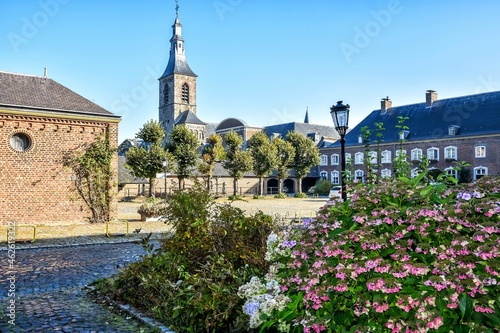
[283,179,295,194]
[266,179,278,195]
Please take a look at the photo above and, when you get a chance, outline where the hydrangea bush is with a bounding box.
[239,175,500,332]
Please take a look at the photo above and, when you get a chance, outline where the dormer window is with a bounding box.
[399,130,410,140]
[448,125,460,136]
[182,83,189,103]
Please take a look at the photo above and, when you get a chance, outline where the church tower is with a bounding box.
[159,1,197,140]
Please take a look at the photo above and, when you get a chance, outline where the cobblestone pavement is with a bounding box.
[0,243,156,332]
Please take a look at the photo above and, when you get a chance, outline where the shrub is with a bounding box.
[228,194,244,201]
[137,196,167,218]
[294,192,308,198]
[240,175,500,332]
[311,178,333,196]
[109,184,278,332]
[274,193,288,199]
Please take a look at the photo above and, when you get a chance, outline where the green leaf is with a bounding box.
[459,293,473,321]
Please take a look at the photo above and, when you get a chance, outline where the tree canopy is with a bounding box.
[286,131,320,193]
[166,125,200,190]
[222,131,253,196]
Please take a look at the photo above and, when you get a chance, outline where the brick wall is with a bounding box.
[0,111,119,225]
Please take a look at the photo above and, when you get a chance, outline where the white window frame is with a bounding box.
[354,152,364,165]
[411,167,421,178]
[320,154,328,166]
[411,148,423,161]
[354,169,364,182]
[427,147,439,161]
[345,153,352,163]
[381,150,391,163]
[331,154,339,165]
[445,167,458,180]
[444,146,457,160]
[331,171,340,184]
[395,149,407,160]
[368,151,377,165]
[474,166,488,180]
[475,146,486,158]
[381,168,392,178]
[320,170,328,179]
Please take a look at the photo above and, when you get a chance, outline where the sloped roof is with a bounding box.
[216,118,248,131]
[327,91,500,147]
[0,71,118,118]
[264,122,338,140]
[175,110,205,125]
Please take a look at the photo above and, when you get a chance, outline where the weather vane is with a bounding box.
[175,0,179,18]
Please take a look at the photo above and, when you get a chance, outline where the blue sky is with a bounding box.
[2,0,500,143]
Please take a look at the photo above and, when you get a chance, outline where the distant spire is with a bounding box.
[160,0,197,78]
[304,107,309,123]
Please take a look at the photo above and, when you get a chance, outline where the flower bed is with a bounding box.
[240,176,500,332]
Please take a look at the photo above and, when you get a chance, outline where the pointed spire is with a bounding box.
[160,0,197,78]
[304,107,310,123]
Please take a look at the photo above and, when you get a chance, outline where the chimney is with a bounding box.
[44,67,48,77]
[426,90,437,107]
[381,96,392,112]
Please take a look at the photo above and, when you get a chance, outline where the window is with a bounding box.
[475,146,486,158]
[474,166,488,180]
[320,171,328,179]
[445,167,458,180]
[444,146,457,160]
[182,83,189,103]
[381,150,391,163]
[354,152,364,164]
[427,147,439,161]
[411,168,421,178]
[164,84,169,104]
[331,154,339,165]
[320,155,328,166]
[345,153,352,163]
[381,168,392,178]
[358,136,363,144]
[411,148,422,161]
[399,130,410,140]
[331,171,340,184]
[368,151,377,165]
[448,126,460,136]
[354,170,364,182]
[10,133,32,152]
[395,149,407,160]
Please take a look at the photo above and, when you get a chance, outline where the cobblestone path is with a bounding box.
[0,243,154,332]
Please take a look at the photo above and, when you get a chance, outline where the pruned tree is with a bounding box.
[272,137,295,194]
[199,134,225,192]
[63,134,115,223]
[166,125,199,190]
[125,120,167,197]
[222,131,253,196]
[248,132,278,196]
[286,131,320,194]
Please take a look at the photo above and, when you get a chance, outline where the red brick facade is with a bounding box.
[0,109,119,225]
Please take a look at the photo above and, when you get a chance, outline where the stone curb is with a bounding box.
[89,288,175,333]
[0,234,168,251]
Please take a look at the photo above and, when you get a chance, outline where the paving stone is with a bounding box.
[0,243,158,332]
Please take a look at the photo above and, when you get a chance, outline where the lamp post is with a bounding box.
[330,101,350,202]
[162,159,168,198]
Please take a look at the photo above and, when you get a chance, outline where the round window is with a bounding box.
[10,133,32,152]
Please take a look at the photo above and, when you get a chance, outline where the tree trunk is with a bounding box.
[278,178,283,193]
[233,177,238,196]
[148,177,155,197]
[178,176,182,191]
[207,174,212,192]
[297,178,302,194]
[258,177,263,196]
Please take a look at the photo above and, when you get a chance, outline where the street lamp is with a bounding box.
[162,159,168,198]
[330,101,350,201]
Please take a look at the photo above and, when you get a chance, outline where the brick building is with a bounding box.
[0,71,120,225]
[320,90,500,184]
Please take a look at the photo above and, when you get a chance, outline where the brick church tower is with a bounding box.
[159,2,197,140]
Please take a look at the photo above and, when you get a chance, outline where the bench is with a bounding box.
[6,224,37,243]
[105,219,130,237]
